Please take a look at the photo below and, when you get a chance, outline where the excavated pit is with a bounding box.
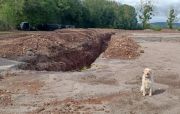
[0,29,114,71]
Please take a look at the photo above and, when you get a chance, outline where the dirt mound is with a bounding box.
[0,29,113,71]
[104,35,140,59]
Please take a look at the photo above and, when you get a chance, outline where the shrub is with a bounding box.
[0,21,12,31]
[150,26,162,31]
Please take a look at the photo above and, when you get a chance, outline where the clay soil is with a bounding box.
[0,29,180,114]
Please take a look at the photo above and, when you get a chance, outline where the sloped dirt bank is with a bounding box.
[103,35,141,59]
[0,29,114,71]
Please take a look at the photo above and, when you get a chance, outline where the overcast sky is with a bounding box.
[115,0,180,22]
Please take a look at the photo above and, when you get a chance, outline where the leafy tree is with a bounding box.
[139,0,154,29]
[55,0,83,26]
[83,0,106,27]
[120,5,137,29]
[23,0,58,25]
[167,8,176,29]
[83,0,137,29]
[0,0,24,29]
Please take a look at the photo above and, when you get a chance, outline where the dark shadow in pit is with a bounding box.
[153,89,166,95]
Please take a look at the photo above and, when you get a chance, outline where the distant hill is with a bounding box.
[150,22,180,28]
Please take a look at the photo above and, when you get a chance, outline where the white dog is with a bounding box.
[140,68,153,96]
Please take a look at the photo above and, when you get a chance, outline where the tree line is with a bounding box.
[0,0,178,31]
[0,0,138,30]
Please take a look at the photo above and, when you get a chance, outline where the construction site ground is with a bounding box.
[0,29,180,114]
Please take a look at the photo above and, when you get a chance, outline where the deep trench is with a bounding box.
[18,32,114,71]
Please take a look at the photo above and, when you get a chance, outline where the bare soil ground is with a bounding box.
[0,29,180,114]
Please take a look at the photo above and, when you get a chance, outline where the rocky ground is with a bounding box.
[0,29,180,114]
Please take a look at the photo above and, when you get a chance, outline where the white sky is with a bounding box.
[115,0,180,22]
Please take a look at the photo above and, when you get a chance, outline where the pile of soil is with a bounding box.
[0,29,113,71]
[104,35,140,59]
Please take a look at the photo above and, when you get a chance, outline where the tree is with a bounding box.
[83,0,138,29]
[0,0,24,30]
[23,0,58,25]
[55,0,84,26]
[120,5,137,29]
[139,0,154,29]
[167,8,176,29]
[83,0,108,27]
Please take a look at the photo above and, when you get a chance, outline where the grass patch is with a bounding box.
[150,26,162,31]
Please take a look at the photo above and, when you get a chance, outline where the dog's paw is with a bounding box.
[140,86,143,92]
[149,93,152,96]
[143,93,146,96]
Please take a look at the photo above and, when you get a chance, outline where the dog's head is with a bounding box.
[143,68,152,78]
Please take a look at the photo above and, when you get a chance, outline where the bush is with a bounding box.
[177,27,180,31]
[136,24,144,30]
[0,21,12,31]
[150,26,162,31]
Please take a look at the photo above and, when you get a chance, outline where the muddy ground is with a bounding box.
[0,30,180,114]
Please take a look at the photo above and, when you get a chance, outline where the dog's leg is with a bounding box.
[143,88,146,96]
[140,86,143,92]
[142,75,146,96]
[149,88,152,96]
[141,75,145,94]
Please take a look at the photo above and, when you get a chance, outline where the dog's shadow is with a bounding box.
[153,89,166,95]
